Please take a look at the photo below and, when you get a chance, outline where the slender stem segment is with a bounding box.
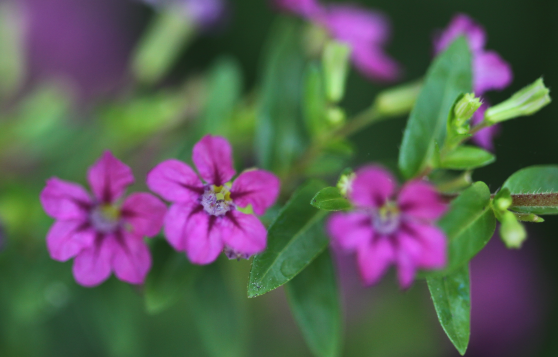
[510,193,558,207]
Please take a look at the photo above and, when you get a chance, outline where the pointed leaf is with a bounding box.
[427,265,470,355]
[439,145,495,170]
[311,187,351,211]
[286,250,342,357]
[503,165,558,214]
[248,180,329,298]
[399,37,472,179]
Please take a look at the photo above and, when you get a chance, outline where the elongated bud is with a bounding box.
[485,78,551,124]
[500,211,527,249]
[322,41,351,103]
[493,188,512,211]
[453,93,482,125]
[375,80,422,117]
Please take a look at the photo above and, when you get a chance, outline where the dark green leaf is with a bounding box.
[439,145,495,170]
[248,180,329,298]
[427,265,470,355]
[421,182,495,278]
[398,37,472,179]
[144,239,197,314]
[255,19,306,175]
[311,187,351,211]
[189,262,248,357]
[286,250,342,357]
[503,165,558,214]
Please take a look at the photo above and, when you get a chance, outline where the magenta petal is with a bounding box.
[121,193,167,237]
[407,223,447,269]
[398,181,447,221]
[231,170,280,215]
[46,220,95,261]
[184,209,224,264]
[112,232,151,284]
[351,45,400,82]
[349,166,396,208]
[220,210,267,257]
[163,203,195,252]
[327,212,372,252]
[395,250,417,289]
[474,51,513,94]
[72,236,114,287]
[192,135,236,186]
[321,5,389,45]
[434,14,486,54]
[87,151,134,203]
[146,159,203,203]
[356,237,394,286]
[40,178,92,220]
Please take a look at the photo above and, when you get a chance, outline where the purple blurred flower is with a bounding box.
[147,135,280,264]
[275,0,400,81]
[327,166,448,288]
[40,152,166,287]
[139,0,227,29]
[435,14,512,151]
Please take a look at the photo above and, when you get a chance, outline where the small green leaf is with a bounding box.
[398,37,472,179]
[311,187,351,211]
[439,145,495,170]
[427,265,470,355]
[248,180,329,298]
[144,239,197,314]
[421,182,496,278]
[189,262,248,357]
[503,165,558,215]
[286,250,342,357]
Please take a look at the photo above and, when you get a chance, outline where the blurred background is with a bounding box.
[0,0,555,356]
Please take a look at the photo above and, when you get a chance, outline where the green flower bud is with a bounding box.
[493,188,512,211]
[337,171,355,197]
[485,78,551,124]
[499,211,527,249]
[375,80,422,117]
[322,41,351,103]
[327,106,346,126]
[453,93,482,124]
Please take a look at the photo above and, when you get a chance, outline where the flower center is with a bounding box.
[201,185,233,216]
[89,204,121,234]
[372,202,401,236]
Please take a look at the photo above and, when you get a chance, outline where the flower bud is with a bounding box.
[375,80,422,117]
[337,171,355,197]
[499,211,527,249]
[323,41,351,103]
[485,78,551,124]
[453,93,482,125]
[493,188,512,211]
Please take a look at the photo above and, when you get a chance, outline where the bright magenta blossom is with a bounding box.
[40,152,166,287]
[327,166,448,288]
[275,0,400,81]
[147,135,280,264]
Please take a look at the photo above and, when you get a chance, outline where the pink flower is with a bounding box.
[434,14,512,151]
[147,135,280,264]
[275,0,400,81]
[327,166,448,288]
[40,152,166,287]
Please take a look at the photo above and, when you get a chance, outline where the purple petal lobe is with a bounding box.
[474,51,513,94]
[321,5,389,45]
[327,212,372,252]
[395,248,417,289]
[192,135,236,186]
[87,151,134,203]
[434,14,486,54]
[351,45,400,82]
[231,170,280,215]
[220,210,267,257]
[40,178,92,220]
[147,159,203,203]
[121,192,167,237]
[349,166,396,208]
[471,103,500,151]
[112,231,151,284]
[356,237,394,286]
[405,222,447,269]
[46,220,95,261]
[163,203,196,252]
[72,236,114,287]
[184,209,224,264]
[397,181,447,221]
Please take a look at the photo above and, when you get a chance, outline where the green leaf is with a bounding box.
[189,262,248,357]
[439,145,495,170]
[286,250,342,357]
[255,19,306,175]
[398,37,472,179]
[303,64,328,138]
[201,57,243,136]
[503,165,558,214]
[311,187,351,211]
[248,180,329,298]
[427,265,470,355]
[144,239,197,314]
[421,182,496,278]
